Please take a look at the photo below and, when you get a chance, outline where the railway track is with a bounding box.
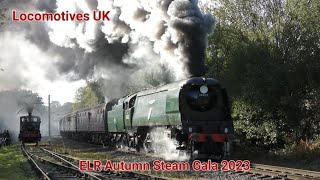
[252,163,320,179]
[21,144,169,180]
[51,137,320,179]
[93,147,320,179]
[21,144,100,179]
[114,148,318,179]
[228,163,320,180]
[41,148,169,180]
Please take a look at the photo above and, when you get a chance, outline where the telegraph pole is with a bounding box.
[48,95,51,144]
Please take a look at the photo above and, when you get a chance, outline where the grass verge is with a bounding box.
[0,144,36,179]
[231,140,320,171]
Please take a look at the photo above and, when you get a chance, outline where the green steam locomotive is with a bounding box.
[59,77,234,160]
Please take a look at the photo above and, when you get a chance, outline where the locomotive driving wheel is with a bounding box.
[116,134,128,150]
[136,130,153,153]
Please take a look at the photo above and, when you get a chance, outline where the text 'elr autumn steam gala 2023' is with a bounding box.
[0,0,320,180]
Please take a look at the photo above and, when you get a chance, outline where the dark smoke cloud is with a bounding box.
[48,0,214,79]
[168,0,214,76]
[0,0,214,135]
[1,0,214,100]
[36,0,57,13]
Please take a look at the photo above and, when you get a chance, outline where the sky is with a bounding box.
[0,32,86,104]
[0,0,213,105]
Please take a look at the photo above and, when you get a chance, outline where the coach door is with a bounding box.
[75,114,78,132]
[67,117,71,131]
[88,112,92,132]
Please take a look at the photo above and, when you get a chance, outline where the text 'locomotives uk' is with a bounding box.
[12,10,110,22]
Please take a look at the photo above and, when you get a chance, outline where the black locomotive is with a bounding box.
[19,112,41,145]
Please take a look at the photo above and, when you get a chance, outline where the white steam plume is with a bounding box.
[1,0,214,101]
[149,127,190,161]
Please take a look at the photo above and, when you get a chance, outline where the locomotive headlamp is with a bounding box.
[200,85,208,94]
[224,128,228,134]
[189,127,192,133]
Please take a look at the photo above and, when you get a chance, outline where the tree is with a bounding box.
[144,65,173,87]
[72,81,104,111]
[88,80,105,103]
[206,0,320,148]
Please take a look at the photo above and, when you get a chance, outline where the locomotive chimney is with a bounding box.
[26,106,33,117]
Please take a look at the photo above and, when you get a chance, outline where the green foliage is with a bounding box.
[125,65,174,95]
[233,99,281,148]
[72,81,105,111]
[88,80,105,103]
[206,0,320,149]
[144,65,173,87]
[0,145,36,179]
